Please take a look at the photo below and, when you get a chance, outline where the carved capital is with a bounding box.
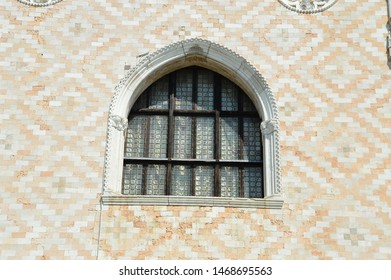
[261,119,278,135]
[110,115,128,132]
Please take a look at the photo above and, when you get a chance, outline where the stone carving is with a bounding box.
[17,0,63,6]
[261,119,278,135]
[110,115,128,132]
[278,0,338,13]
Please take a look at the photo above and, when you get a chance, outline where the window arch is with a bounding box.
[103,39,282,208]
[123,66,263,198]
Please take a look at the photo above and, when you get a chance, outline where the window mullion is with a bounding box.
[191,68,198,196]
[165,73,176,195]
[214,73,221,197]
[238,88,244,198]
[141,89,151,195]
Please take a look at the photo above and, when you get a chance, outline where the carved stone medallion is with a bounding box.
[278,0,338,14]
[17,0,63,7]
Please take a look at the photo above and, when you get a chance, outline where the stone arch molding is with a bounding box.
[103,38,282,208]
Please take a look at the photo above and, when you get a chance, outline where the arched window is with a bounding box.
[103,39,282,208]
[123,67,263,198]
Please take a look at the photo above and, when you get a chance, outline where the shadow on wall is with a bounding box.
[387,0,391,68]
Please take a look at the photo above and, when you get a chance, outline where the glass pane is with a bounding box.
[146,165,166,195]
[175,69,193,110]
[131,94,147,111]
[244,167,263,198]
[149,116,168,158]
[197,69,214,110]
[220,117,239,160]
[149,76,169,109]
[174,116,192,159]
[122,164,143,195]
[221,79,238,111]
[243,94,257,112]
[171,165,192,196]
[125,116,145,157]
[243,118,262,161]
[195,166,214,196]
[196,117,214,159]
[220,166,239,197]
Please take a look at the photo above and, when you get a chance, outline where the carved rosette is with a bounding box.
[110,115,128,132]
[278,0,338,14]
[17,0,63,7]
[261,119,278,135]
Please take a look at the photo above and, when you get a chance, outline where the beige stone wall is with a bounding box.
[0,0,390,259]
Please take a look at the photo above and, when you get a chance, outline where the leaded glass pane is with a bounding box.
[175,69,193,110]
[122,164,143,195]
[244,167,263,198]
[149,116,168,158]
[125,116,146,157]
[146,165,166,195]
[197,69,214,110]
[195,166,214,196]
[196,117,214,159]
[220,166,239,197]
[131,94,147,112]
[171,165,192,196]
[220,117,239,160]
[221,79,238,111]
[243,118,262,162]
[149,77,169,109]
[174,116,192,159]
[243,94,257,112]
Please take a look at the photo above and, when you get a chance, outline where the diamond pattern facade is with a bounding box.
[0,0,390,259]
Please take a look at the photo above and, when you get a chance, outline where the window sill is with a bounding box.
[101,195,283,209]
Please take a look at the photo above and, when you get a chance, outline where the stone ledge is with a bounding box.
[101,195,283,209]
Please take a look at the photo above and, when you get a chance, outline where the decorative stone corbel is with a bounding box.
[110,115,128,132]
[261,119,278,135]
